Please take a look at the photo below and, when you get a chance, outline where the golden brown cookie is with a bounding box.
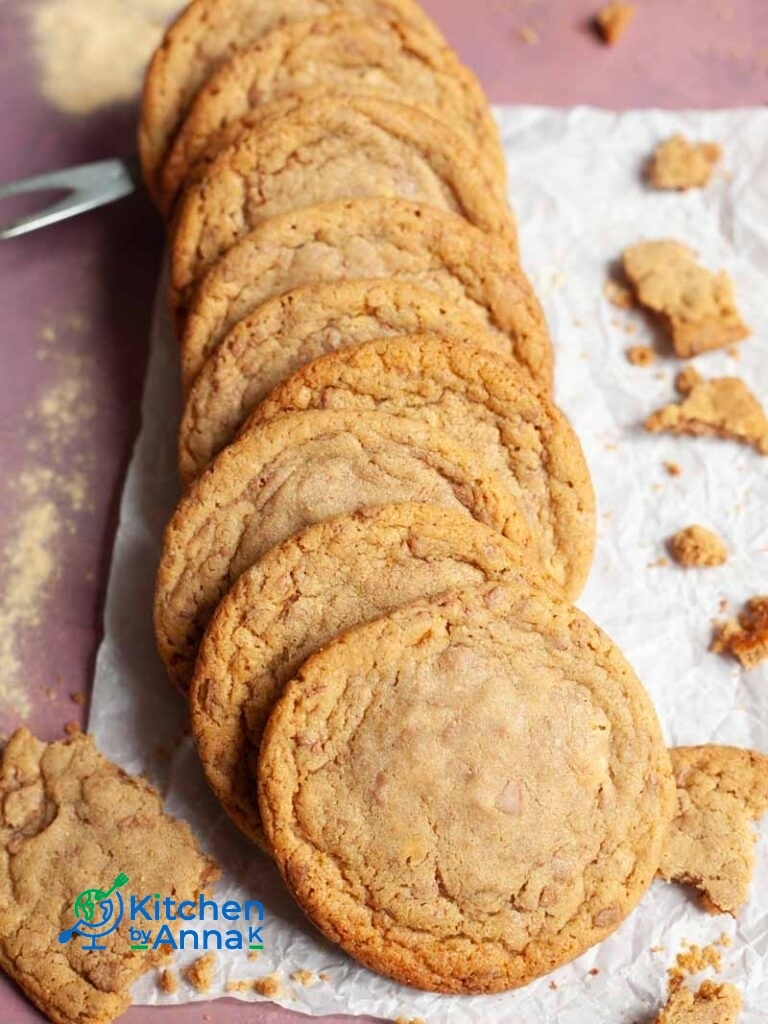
[659,745,768,915]
[0,729,219,1024]
[622,240,749,359]
[181,197,552,389]
[249,336,595,597]
[138,0,449,201]
[178,279,503,477]
[648,135,721,191]
[258,581,675,993]
[645,367,768,455]
[191,502,545,847]
[169,96,517,316]
[159,13,506,212]
[711,596,768,669]
[654,981,743,1024]
[667,525,728,568]
[155,409,539,692]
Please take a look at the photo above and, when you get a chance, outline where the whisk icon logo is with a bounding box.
[58,872,129,951]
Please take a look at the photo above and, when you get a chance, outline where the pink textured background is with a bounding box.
[0,1,765,1021]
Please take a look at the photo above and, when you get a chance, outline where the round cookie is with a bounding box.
[250,336,595,598]
[259,581,676,993]
[159,14,507,212]
[169,96,517,315]
[191,502,546,847]
[155,409,539,693]
[178,280,504,480]
[181,198,552,389]
[139,0,455,201]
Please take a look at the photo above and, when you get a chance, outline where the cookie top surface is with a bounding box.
[155,409,537,692]
[258,581,675,993]
[178,279,503,478]
[0,729,218,1024]
[169,96,516,312]
[191,502,544,847]
[159,13,505,211]
[181,197,552,389]
[139,0,447,199]
[251,335,595,597]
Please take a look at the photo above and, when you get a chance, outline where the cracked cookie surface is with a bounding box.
[181,198,551,389]
[249,336,595,598]
[258,581,675,993]
[0,729,218,1024]
[191,502,545,847]
[159,13,505,211]
[155,409,539,692]
[169,96,516,314]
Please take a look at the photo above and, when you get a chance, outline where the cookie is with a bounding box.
[181,197,552,389]
[654,981,743,1024]
[179,279,503,478]
[191,502,545,846]
[0,729,219,1024]
[659,745,768,915]
[138,0,448,201]
[622,241,749,359]
[258,581,675,993]
[169,96,517,316]
[711,595,768,669]
[249,336,595,598]
[155,409,539,692]
[648,135,721,191]
[645,367,768,455]
[667,525,728,568]
[159,13,506,212]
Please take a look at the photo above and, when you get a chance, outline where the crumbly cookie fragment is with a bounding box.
[158,968,179,995]
[596,2,635,44]
[645,369,768,455]
[604,277,634,309]
[253,972,283,998]
[0,729,218,1024]
[623,241,749,358]
[711,596,768,669]
[668,525,727,568]
[182,952,217,993]
[654,980,742,1023]
[648,135,721,191]
[659,745,768,915]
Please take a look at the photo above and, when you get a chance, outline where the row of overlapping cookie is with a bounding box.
[141,0,700,998]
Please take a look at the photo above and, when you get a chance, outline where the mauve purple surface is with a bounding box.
[0,1,765,1021]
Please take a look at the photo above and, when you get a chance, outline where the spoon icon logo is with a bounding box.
[58,873,129,951]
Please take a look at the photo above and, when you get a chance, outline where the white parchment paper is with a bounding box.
[90,106,768,1022]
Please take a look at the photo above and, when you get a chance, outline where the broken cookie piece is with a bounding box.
[648,135,721,191]
[0,729,219,1024]
[654,980,743,1024]
[711,596,768,669]
[645,370,768,455]
[659,745,768,915]
[668,526,728,568]
[623,241,749,358]
[596,1,635,44]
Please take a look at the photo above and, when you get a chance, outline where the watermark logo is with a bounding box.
[58,872,129,951]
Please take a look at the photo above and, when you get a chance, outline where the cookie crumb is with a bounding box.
[711,596,768,669]
[669,941,723,987]
[653,979,742,1023]
[627,344,655,366]
[659,745,768,914]
[648,135,721,190]
[253,972,283,998]
[225,980,252,993]
[549,979,558,990]
[63,720,80,735]
[645,372,768,455]
[596,1,635,44]
[588,967,600,976]
[158,968,179,995]
[647,557,670,568]
[318,972,332,983]
[604,278,635,309]
[247,950,261,961]
[290,969,314,986]
[202,1016,212,1022]
[517,25,538,44]
[183,953,217,994]
[664,461,682,477]
[394,1018,425,1024]
[623,241,749,358]
[69,691,85,705]
[668,526,728,568]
